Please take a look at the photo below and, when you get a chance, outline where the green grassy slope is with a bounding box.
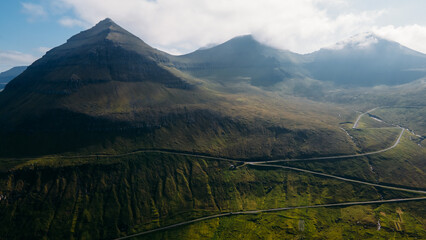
[1,153,414,240]
[282,129,426,189]
[138,201,426,240]
[0,79,356,159]
[373,107,426,135]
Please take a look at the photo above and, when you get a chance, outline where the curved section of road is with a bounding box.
[248,162,426,194]
[40,127,404,165]
[250,127,405,164]
[114,197,426,240]
[12,106,420,240]
[353,107,379,129]
[23,107,404,167]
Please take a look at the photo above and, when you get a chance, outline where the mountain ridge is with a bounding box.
[0,19,355,159]
[303,33,426,86]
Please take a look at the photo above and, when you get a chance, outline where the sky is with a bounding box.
[1,0,426,72]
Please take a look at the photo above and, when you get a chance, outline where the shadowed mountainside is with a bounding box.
[0,19,354,158]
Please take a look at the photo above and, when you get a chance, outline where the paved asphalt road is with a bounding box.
[254,127,405,164]
[249,162,426,194]
[11,106,421,239]
[353,107,379,129]
[114,197,426,240]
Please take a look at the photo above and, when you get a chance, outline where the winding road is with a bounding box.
[10,107,421,239]
[252,127,405,164]
[248,162,426,194]
[109,108,425,239]
[353,107,379,129]
[32,107,405,167]
[114,197,426,240]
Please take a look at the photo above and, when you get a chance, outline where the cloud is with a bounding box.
[0,51,37,72]
[37,47,51,54]
[373,24,426,53]
[325,32,379,50]
[21,2,47,21]
[59,17,89,27]
[54,0,387,54]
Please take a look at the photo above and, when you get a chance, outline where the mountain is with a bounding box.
[173,33,426,89]
[6,18,191,93]
[304,33,426,86]
[0,19,352,159]
[0,66,26,90]
[174,35,305,87]
[1,19,426,240]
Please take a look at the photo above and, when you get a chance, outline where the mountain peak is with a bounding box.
[325,32,382,51]
[64,18,134,46]
[99,17,114,24]
[227,34,259,44]
[91,18,122,32]
[5,18,189,93]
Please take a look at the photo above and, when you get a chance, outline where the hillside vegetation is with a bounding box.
[1,153,421,239]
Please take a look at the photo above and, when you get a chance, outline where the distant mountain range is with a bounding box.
[1,18,425,157]
[0,66,26,90]
[174,32,426,88]
[3,25,426,91]
[304,33,426,86]
[0,18,356,157]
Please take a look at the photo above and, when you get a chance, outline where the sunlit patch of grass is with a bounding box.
[136,202,426,240]
[347,127,401,152]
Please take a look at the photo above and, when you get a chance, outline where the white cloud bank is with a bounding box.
[0,51,37,72]
[21,2,47,22]
[22,0,426,55]
[373,25,426,53]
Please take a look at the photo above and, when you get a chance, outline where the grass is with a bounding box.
[372,106,426,135]
[0,91,424,239]
[135,201,426,240]
[346,127,401,152]
[0,152,401,239]
[282,130,426,189]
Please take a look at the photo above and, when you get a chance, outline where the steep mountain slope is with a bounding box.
[5,18,192,94]
[0,66,26,90]
[304,33,426,86]
[0,19,353,159]
[0,18,197,136]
